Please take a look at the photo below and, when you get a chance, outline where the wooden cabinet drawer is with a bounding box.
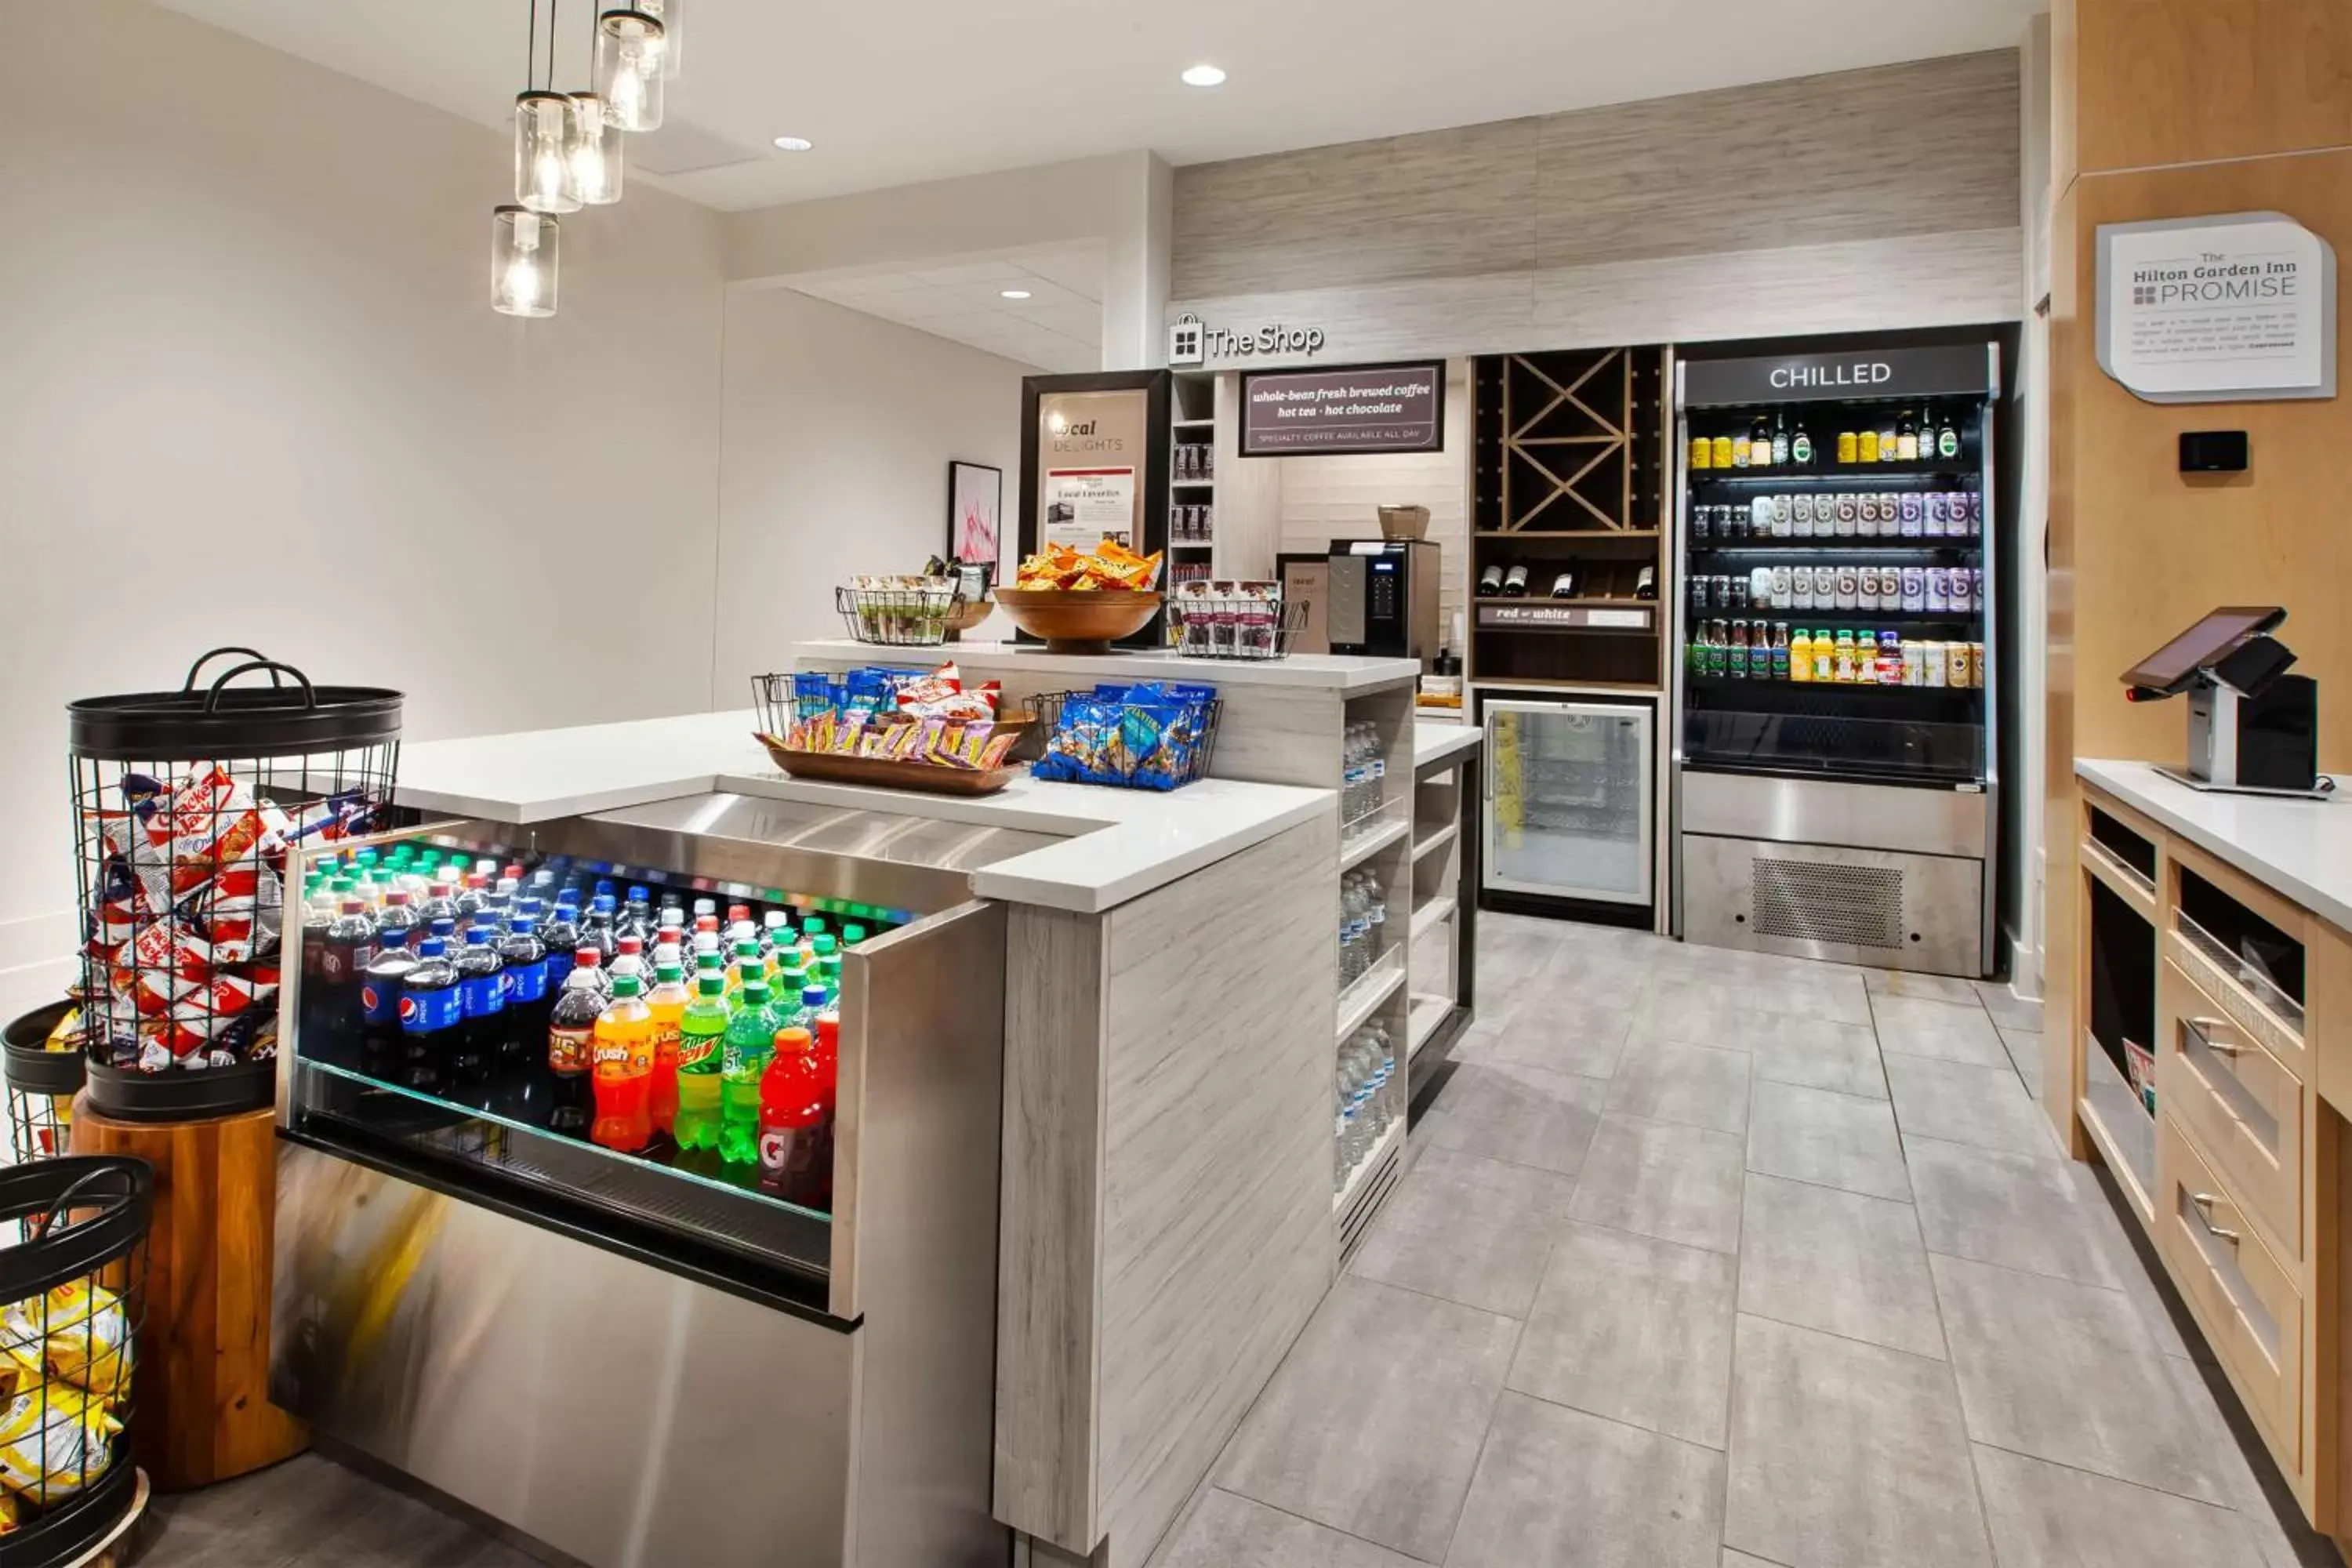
[2165,838,2309,1081]
[2155,1114,2302,1472]
[2158,958,2303,1265]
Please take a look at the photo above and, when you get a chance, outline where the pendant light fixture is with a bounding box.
[594,9,666,132]
[492,205,558,318]
[514,2,579,212]
[640,0,680,79]
[567,0,622,204]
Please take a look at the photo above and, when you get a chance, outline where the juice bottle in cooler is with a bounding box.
[644,961,688,1135]
[673,967,730,1153]
[590,974,655,1152]
[719,975,779,1166]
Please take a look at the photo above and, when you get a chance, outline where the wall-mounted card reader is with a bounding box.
[2179,430,2249,473]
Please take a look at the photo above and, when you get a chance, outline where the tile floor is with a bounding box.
[1147,913,2344,1568]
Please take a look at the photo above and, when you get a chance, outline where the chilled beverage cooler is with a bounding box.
[1671,342,2001,975]
[270,793,1046,1568]
[1477,695,1657,910]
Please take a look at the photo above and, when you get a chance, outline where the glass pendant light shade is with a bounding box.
[640,0,680,78]
[492,205,558,318]
[514,92,581,212]
[594,10,666,132]
[567,93,624,205]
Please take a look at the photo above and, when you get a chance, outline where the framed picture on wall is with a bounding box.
[948,460,1005,583]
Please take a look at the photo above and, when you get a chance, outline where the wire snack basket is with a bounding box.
[833,582,975,648]
[1166,593,1308,661]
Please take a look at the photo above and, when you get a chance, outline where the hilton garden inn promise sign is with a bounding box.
[2096,212,2336,403]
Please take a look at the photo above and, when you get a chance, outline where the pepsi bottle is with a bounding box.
[452,927,506,1081]
[498,914,552,1067]
[418,880,462,928]
[398,937,460,1091]
[618,884,655,946]
[319,898,378,1050]
[376,888,421,953]
[357,929,417,1077]
[541,900,582,988]
[579,893,619,959]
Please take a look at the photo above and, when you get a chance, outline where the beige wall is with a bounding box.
[1168,51,2024,364]
[713,286,1031,689]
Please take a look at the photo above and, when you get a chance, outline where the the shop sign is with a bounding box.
[1168,312,1327,366]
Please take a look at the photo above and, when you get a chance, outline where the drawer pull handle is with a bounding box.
[2190,1192,2241,1243]
[2187,1018,2243,1057]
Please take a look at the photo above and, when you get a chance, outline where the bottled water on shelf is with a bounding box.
[1337,869,1389,988]
[1341,724,1388,828]
[1333,1022,1399,1192]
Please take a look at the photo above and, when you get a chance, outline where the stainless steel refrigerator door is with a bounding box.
[1482,699,1655,905]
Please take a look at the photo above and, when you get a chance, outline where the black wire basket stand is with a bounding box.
[1,1006,85,1174]
[833,583,967,647]
[0,1156,152,1566]
[1026,691,1223,790]
[67,649,402,1123]
[1166,595,1308,660]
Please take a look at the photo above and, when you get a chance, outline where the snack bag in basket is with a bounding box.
[2,1281,133,1400]
[0,1384,121,1498]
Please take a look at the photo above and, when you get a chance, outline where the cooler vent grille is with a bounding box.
[1751,858,1904,949]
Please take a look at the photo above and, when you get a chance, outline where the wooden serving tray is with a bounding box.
[758,735,1020,796]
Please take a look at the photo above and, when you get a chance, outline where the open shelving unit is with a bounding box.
[1405,728,1481,1114]
[1168,370,1218,579]
[1333,681,1420,1262]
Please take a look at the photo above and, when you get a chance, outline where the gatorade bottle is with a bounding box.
[757,1027,826,1203]
[397,937,460,1091]
[673,967,730,1153]
[590,974,655,1152]
[546,950,604,1136]
[720,974,779,1165]
[645,961,688,1134]
[452,926,506,1080]
[358,929,417,1076]
[498,914,552,1065]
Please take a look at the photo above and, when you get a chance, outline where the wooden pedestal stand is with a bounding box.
[70,1100,307,1490]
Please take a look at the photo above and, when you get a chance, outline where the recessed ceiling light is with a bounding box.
[772,136,814,152]
[1000,289,1033,299]
[1181,64,1226,88]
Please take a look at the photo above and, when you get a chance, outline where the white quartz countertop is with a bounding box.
[395,710,1333,914]
[790,638,1420,694]
[1414,720,1483,773]
[2077,758,2352,932]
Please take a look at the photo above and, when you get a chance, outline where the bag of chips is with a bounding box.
[0,1385,120,1498]
[2,1281,132,1400]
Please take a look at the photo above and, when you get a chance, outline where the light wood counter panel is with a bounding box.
[2071,0,2352,175]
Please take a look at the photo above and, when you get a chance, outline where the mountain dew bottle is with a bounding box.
[673,967,730,1152]
[720,972,779,1166]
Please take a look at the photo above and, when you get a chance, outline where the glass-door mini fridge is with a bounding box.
[1671,341,2002,977]
[1478,695,1656,910]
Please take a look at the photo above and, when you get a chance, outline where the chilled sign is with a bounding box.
[1771,360,1894,390]
[1684,344,1993,407]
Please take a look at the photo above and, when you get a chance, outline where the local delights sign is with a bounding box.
[2096,211,2336,403]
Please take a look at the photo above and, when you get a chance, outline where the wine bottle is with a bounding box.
[1477,563,1505,598]
[1501,564,1530,598]
[1634,565,1657,601]
[1548,571,1577,600]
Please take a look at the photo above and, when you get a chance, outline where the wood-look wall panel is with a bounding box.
[2074,0,2352,175]
[1095,818,1338,1568]
[2041,178,2082,1109]
[1532,52,2021,270]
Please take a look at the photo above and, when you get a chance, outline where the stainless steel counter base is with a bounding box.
[1676,771,1992,976]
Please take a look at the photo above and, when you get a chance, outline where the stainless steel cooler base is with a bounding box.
[1681,833,1985,975]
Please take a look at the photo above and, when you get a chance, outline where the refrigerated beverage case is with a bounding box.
[645,961,688,1134]
[398,936,459,1091]
[579,894,618,964]
[673,970,729,1152]
[498,914,551,1066]
[540,898,581,984]
[419,880,461,928]
[591,974,655,1152]
[757,1027,826,1203]
[546,951,605,1136]
[720,976,779,1166]
[611,935,649,993]
[376,888,421,955]
[452,926,506,1081]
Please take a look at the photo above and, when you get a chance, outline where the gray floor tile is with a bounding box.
[1445,1394,1723,1568]
[1214,1276,1518,1561]
[1147,1487,1424,1568]
[2002,1026,2045,1098]
[1347,1146,1573,1318]
[1746,1080,1911,1203]
[1870,993,2011,1068]
[2160,1355,2345,1568]
[1639,972,1873,1029]
[1722,1555,1788,1568]
[1605,1036,1753,1134]
[1567,1114,1746,1254]
[1635,991,1888,1101]
[1976,978,2046,1034]
[1724,1316,1992,1568]
[1972,1443,2264,1568]
[1929,1253,2229,1504]
[1417,1060,1607,1175]
[1867,968,1984,1004]
[1508,1221,1737,1449]
[1885,1054,2060,1159]
[1907,1137,2124,1288]
[2066,1160,2211,1364]
[1738,1173,1946,1360]
[1471,1005,1634,1080]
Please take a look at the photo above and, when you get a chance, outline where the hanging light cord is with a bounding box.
[548,0,560,90]
[525,0,535,92]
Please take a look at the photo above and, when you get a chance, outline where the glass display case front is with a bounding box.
[1482,699,1654,905]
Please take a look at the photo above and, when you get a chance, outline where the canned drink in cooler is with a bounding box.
[1770,565,1792,607]
[1791,565,1815,611]
[1901,566,1926,611]
[1902,641,1924,686]
[1792,493,1813,532]
[1899,493,1923,538]
[1855,565,1878,608]
[1835,493,1858,535]
[1926,568,1949,612]
[1947,641,1973,689]
[1924,492,1947,534]
[1949,568,1972,613]
[1835,565,1860,611]
[1900,492,1924,532]
[1923,641,1948,688]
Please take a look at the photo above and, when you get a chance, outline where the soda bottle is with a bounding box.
[611,935,650,993]
[579,893,618,960]
[590,974,655,1152]
[757,1027,826,1203]
[673,968,730,1153]
[418,880,461,928]
[319,897,378,1047]
[358,928,417,1077]
[618,884,655,947]
[452,925,506,1081]
[541,898,582,985]
[644,961,689,1134]
[455,873,490,922]
[813,1009,840,1207]
[796,985,829,1034]
[397,936,460,1091]
[811,935,840,1003]
[761,909,791,965]
[840,922,868,949]
[499,913,552,1067]
[546,950,605,1137]
[376,887,422,953]
[727,940,762,1002]
[720,975,779,1165]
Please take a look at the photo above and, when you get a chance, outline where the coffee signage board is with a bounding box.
[2096,211,2336,403]
[1239,362,1446,456]
[1683,344,1994,408]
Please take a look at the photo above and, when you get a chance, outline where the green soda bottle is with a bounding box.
[811,934,840,1003]
[720,971,779,1165]
[673,968,731,1152]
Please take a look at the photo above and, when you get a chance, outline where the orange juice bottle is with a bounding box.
[590,974,655,1152]
[644,962,689,1135]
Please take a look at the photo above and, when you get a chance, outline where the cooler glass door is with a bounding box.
[1483,700,1654,905]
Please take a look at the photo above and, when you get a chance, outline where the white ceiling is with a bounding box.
[787,249,1105,372]
[156,0,2038,212]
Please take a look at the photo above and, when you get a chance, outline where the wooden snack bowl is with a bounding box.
[992,588,1162,654]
